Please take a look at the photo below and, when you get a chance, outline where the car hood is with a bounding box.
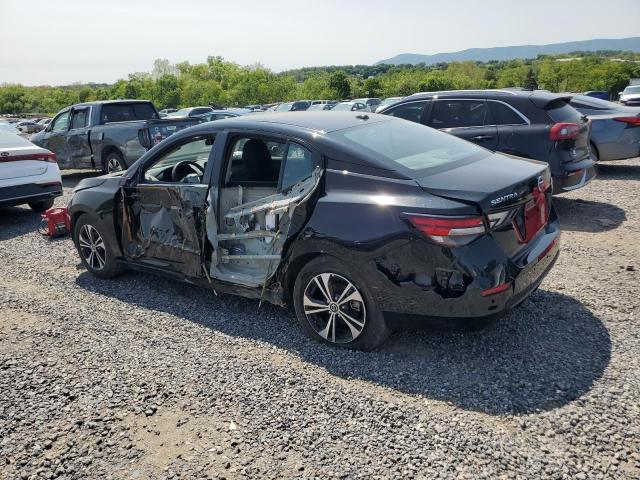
[413,152,548,211]
[73,172,123,193]
[621,93,640,100]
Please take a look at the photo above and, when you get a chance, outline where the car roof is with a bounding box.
[73,99,154,108]
[206,111,389,134]
[400,89,571,107]
[152,112,408,179]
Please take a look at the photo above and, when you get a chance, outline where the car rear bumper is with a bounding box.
[553,161,597,193]
[373,219,561,325]
[0,182,63,207]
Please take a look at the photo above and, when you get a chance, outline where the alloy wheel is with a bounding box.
[303,272,366,344]
[107,157,123,173]
[78,224,107,270]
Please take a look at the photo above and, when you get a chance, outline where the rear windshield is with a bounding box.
[101,103,158,123]
[545,100,582,123]
[331,118,486,174]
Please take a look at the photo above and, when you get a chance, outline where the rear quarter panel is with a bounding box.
[280,169,477,309]
[90,122,148,168]
[590,117,640,160]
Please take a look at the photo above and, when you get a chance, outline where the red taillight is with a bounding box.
[407,214,486,247]
[481,283,512,297]
[0,152,57,163]
[549,122,580,140]
[613,116,640,127]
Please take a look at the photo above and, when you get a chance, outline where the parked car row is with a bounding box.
[23,88,640,189]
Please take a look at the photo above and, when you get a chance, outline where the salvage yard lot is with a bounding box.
[1,161,639,479]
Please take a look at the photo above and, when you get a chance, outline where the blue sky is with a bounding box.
[1,0,638,85]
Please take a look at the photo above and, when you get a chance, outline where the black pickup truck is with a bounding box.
[31,100,198,172]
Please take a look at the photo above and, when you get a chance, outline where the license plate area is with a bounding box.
[513,187,549,244]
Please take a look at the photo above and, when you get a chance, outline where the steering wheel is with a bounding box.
[171,161,204,182]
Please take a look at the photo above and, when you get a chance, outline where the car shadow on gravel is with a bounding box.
[0,205,43,241]
[75,271,610,415]
[554,197,626,233]
[596,162,640,181]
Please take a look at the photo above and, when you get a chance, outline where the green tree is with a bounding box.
[328,71,351,99]
[156,74,180,108]
[363,77,383,97]
[523,68,539,90]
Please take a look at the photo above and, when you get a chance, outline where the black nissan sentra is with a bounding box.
[69,112,560,349]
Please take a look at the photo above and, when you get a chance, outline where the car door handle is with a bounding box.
[471,135,494,141]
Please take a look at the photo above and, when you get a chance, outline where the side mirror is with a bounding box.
[619,92,623,95]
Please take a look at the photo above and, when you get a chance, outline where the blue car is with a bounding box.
[583,91,609,101]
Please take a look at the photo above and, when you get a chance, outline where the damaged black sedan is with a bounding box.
[69,112,560,349]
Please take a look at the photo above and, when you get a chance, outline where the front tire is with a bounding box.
[293,256,389,350]
[73,215,123,278]
[29,198,54,212]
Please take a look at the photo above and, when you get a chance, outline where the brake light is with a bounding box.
[613,116,640,127]
[406,214,486,247]
[0,152,57,163]
[549,122,580,140]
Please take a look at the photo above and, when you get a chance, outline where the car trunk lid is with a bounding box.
[0,138,55,180]
[413,153,551,257]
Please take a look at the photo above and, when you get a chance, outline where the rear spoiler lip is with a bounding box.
[529,93,573,109]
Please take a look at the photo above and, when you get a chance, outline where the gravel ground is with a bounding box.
[1,160,639,480]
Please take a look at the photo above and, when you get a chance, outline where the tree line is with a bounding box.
[1,52,639,115]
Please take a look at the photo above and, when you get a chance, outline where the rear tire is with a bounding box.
[73,215,123,279]
[29,198,54,212]
[103,151,126,173]
[292,256,390,350]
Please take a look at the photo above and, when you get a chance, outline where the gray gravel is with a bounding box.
[1,160,639,479]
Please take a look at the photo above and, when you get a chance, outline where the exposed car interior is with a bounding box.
[207,136,320,287]
[144,136,215,183]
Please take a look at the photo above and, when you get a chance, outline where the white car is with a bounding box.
[619,85,640,107]
[331,101,369,112]
[0,130,62,212]
[375,97,404,113]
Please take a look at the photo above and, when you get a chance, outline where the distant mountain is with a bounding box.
[376,37,640,65]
